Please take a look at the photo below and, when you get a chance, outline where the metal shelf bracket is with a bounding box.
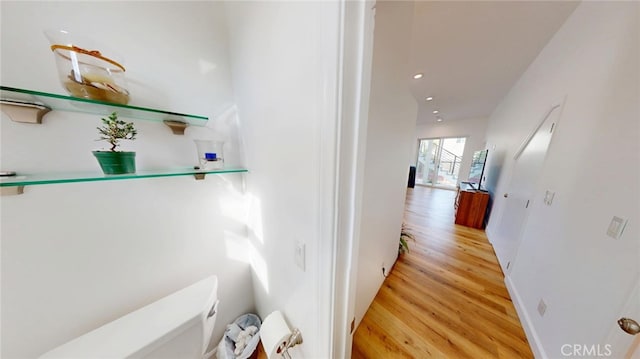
[1,99,51,124]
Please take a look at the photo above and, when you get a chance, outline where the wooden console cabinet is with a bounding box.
[455,185,490,229]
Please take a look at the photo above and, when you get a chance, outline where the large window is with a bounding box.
[415,137,467,189]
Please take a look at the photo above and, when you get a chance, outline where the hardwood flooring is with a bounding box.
[351,186,533,359]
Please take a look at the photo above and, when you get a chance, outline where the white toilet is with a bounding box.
[39,275,219,359]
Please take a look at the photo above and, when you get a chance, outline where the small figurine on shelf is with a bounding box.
[92,112,137,175]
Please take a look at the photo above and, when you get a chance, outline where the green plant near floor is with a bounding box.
[399,223,414,254]
[97,112,137,151]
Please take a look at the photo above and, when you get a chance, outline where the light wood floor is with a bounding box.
[351,186,533,358]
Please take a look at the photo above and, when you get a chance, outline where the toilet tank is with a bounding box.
[39,275,219,359]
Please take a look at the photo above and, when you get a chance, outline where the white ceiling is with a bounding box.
[408,1,579,124]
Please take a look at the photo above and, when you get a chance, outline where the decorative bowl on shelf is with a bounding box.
[44,30,130,105]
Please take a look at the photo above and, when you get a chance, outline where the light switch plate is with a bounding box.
[607,216,627,239]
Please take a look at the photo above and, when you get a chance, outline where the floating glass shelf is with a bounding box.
[0,86,209,126]
[0,168,248,195]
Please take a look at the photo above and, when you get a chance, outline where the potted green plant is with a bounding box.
[399,223,414,254]
[92,112,137,174]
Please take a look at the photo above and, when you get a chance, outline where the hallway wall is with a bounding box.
[354,0,418,326]
[484,2,639,357]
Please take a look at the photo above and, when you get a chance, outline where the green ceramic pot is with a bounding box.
[92,151,136,175]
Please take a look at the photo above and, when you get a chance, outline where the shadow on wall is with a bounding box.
[483,146,506,225]
[213,104,270,298]
[245,192,270,296]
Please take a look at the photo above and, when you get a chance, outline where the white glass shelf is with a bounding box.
[0,86,209,126]
[0,168,248,195]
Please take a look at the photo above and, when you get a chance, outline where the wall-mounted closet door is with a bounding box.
[493,102,562,273]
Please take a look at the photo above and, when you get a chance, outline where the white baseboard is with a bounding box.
[485,230,511,274]
[485,226,495,244]
[505,275,548,359]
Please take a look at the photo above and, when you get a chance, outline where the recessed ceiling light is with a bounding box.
[433,110,439,114]
[413,73,423,79]
[425,96,434,101]
[436,117,443,122]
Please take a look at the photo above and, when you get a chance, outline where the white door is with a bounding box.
[492,102,563,273]
[606,278,640,358]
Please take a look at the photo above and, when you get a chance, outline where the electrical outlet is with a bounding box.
[295,241,305,271]
[537,299,547,317]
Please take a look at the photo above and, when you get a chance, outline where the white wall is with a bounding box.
[224,2,341,357]
[415,117,489,187]
[331,1,376,357]
[354,0,418,326]
[484,2,639,357]
[0,2,254,358]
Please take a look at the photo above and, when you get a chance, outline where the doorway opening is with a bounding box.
[416,137,467,189]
